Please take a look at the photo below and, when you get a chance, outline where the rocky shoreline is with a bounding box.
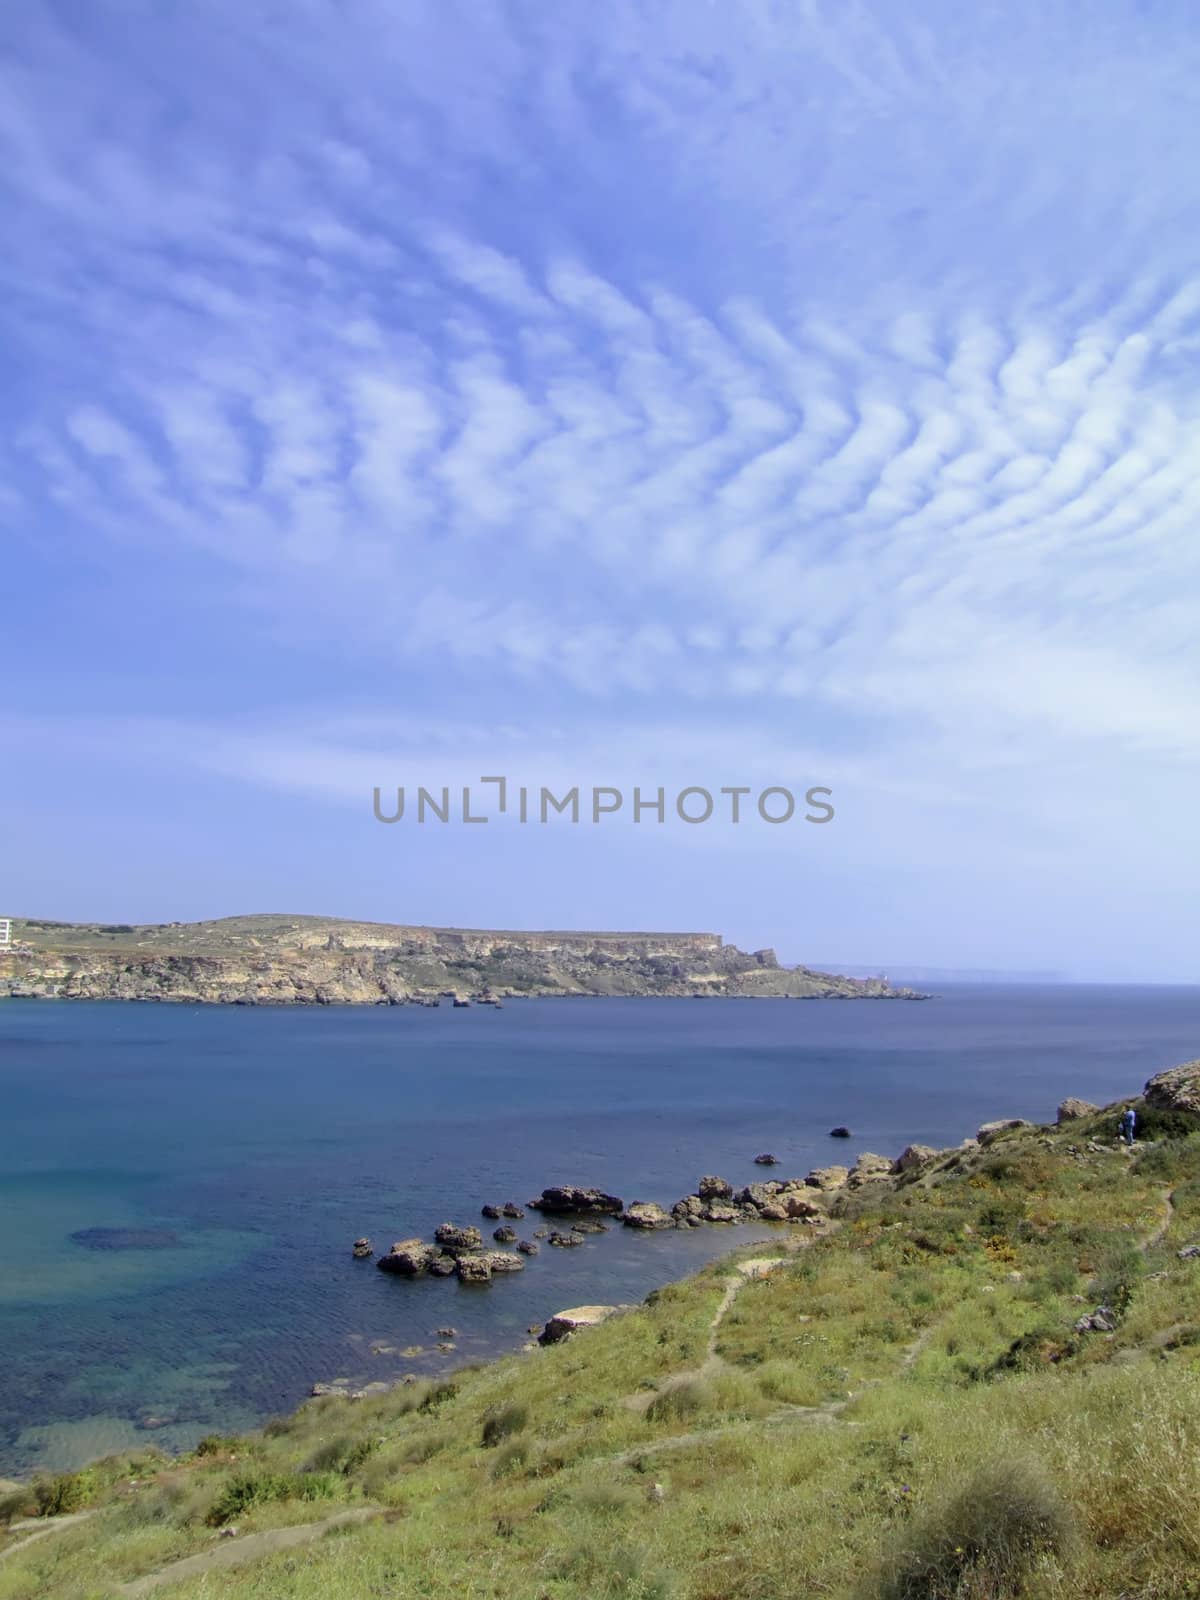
[303,1057,1199,1396]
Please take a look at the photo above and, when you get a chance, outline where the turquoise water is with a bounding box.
[2,988,1198,1474]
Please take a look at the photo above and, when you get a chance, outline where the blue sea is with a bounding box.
[2,987,1198,1475]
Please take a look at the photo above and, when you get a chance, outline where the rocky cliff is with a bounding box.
[0,915,923,1004]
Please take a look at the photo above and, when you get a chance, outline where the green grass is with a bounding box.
[5,1108,1200,1599]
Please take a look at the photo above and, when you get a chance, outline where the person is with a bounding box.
[1120,1107,1137,1147]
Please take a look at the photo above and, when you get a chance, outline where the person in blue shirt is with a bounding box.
[1120,1107,1137,1147]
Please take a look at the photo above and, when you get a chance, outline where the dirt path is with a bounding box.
[0,1511,95,1565]
[117,1507,384,1597]
[1142,1189,1176,1252]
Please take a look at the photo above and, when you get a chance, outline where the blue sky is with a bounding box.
[2,1,1199,979]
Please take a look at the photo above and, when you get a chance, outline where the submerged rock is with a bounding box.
[547,1230,585,1248]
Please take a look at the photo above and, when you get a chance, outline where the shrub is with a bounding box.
[645,1376,712,1423]
[33,1470,96,1517]
[303,1433,380,1474]
[205,1469,341,1526]
[489,1438,529,1478]
[195,1434,241,1457]
[1092,1242,1143,1317]
[1132,1106,1200,1142]
[870,1456,1074,1599]
[481,1400,529,1447]
[0,1485,34,1523]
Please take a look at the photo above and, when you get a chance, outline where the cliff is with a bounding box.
[0,915,922,1004]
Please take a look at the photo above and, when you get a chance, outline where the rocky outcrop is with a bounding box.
[434,1223,483,1256]
[697,1176,734,1201]
[0,915,927,1003]
[620,1202,674,1229]
[892,1144,937,1174]
[1056,1098,1099,1123]
[805,1166,849,1191]
[846,1153,892,1189]
[1144,1060,1200,1115]
[376,1239,438,1276]
[529,1186,624,1216]
[539,1305,628,1345]
[976,1119,1033,1146]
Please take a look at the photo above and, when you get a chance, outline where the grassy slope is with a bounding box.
[4,1108,1200,1600]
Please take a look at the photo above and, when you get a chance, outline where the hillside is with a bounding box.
[0,916,921,1004]
[3,1061,1199,1598]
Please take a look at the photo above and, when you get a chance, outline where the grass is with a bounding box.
[5,1100,1200,1599]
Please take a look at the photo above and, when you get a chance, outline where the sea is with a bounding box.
[2,985,1198,1476]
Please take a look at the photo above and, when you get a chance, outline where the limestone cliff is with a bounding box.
[0,915,924,1003]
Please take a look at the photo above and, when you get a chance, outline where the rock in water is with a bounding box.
[697,1175,734,1200]
[547,1230,585,1248]
[528,1186,624,1216]
[493,1225,518,1243]
[501,1203,526,1219]
[829,1126,852,1139]
[620,1201,674,1229]
[1144,1059,1200,1115]
[434,1223,484,1256]
[486,1250,525,1273]
[805,1166,850,1191]
[753,1153,779,1165]
[481,1204,502,1219]
[376,1239,438,1276]
[456,1255,492,1283]
[516,1239,539,1255]
[1057,1098,1099,1123]
[352,1237,373,1259]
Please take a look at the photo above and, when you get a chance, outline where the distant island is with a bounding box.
[0,915,926,1005]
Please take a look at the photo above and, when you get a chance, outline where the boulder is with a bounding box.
[529,1185,624,1216]
[976,1119,1033,1146]
[548,1230,585,1248]
[434,1223,483,1256]
[428,1255,457,1277]
[351,1237,373,1259]
[1144,1059,1200,1115]
[621,1201,674,1230]
[781,1191,825,1220]
[456,1255,493,1283]
[570,1218,610,1234]
[672,1195,704,1218]
[516,1239,540,1255]
[481,1204,502,1219]
[699,1201,740,1223]
[805,1166,850,1191]
[892,1144,937,1174]
[376,1238,438,1276]
[1178,1244,1200,1261]
[847,1153,892,1189]
[486,1250,525,1273]
[759,1202,789,1221]
[1057,1098,1100,1123]
[539,1305,627,1345]
[437,1327,457,1338]
[1074,1305,1117,1334]
[753,1153,780,1165]
[493,1225,518,1243]
[735,1183,776,1210]
[698,1175,734,1201]
[829,1126,852,1139]
[501,1203,526,1219]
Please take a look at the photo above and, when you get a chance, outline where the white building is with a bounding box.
[0,919,11,948]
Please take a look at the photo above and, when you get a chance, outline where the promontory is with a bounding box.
[0,915,924,1005]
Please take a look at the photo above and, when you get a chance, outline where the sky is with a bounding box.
[2,1,1199,980]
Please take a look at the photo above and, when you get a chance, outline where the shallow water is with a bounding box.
[1,986,1196,1474]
